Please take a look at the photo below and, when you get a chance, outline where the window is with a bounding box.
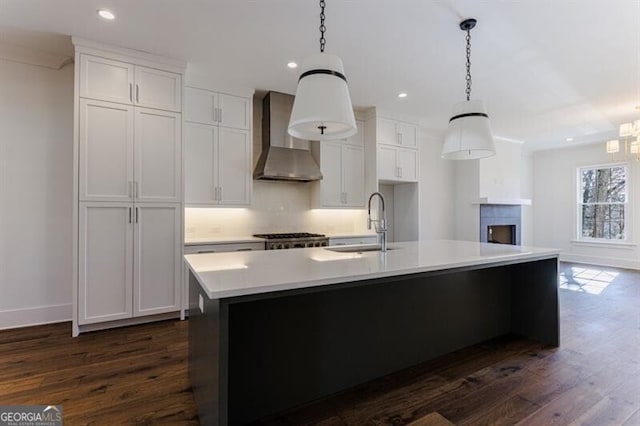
[578,164,627,240]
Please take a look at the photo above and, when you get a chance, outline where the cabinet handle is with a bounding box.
[136,84,139,103]
[219,108,222,123]
[213,187,217,201]
[128,181,133,198]
[135,207,139,223]
[134,181,139,199]
[129,83,133,102]
[399,167,403,178]
[128,207,132,223]
[197,250,217,254]
[399,133,403,145]
[219,186,223,201]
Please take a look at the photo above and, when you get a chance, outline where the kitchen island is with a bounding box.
[185,240,560,425]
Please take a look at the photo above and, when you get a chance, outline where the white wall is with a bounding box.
[0,59,74,329]
[419,131,456,240]
[533,142,640,269]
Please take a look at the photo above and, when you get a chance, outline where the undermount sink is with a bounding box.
[325,244,399,253]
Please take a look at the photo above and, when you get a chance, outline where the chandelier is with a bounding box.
[606,120,640,160]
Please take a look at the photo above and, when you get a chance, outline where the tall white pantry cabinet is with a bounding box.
[72,39,186,336]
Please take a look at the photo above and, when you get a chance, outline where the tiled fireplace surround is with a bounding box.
[479,204,522,245]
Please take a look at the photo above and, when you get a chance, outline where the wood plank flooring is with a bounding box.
[1,262,638,425]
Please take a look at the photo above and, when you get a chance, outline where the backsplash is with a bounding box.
[185,180,370,239]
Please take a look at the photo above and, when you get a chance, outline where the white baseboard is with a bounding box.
[560,253,640,271]
[0,303,71,330]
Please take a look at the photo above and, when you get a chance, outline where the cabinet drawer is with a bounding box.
[184,242,265,254]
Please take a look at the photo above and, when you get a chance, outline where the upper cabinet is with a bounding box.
[312,120,365,208]
[184,86,253,206]
[185,87,251,130]
[79,54,181,112]
[366,114,420,184]
[377,117,417,148]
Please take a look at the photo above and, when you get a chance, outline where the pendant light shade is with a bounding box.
[441,18,496,160]
[442,100,495,160]
[288,53,357,140]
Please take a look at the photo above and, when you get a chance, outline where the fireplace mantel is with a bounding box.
[472,197,532,206]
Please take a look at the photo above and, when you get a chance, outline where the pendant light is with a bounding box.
[441,18,496,160]
[288,0,357,141]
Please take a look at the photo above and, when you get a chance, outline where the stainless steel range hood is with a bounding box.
[253,91,322,182]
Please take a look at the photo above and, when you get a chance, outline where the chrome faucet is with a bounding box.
[367,192,387,252]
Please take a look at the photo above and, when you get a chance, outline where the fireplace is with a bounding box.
[488,225,516,245]
[479,205,521,245]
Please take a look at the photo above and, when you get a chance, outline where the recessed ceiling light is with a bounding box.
[97,9,116,20]
[287,62,298,69]
[566,137,574,142]
[397,92,408,98]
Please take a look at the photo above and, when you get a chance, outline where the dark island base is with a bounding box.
[189,257,559,425]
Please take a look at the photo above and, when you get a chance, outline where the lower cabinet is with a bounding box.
[78,202,181,325]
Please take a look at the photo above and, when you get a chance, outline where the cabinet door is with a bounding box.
[133,203,181,316]
[397,148,418,182]
[218,93,251,130]
[378,145,398,181]
[319,141,343,206]
[78,203,133,324]
[134,108,182,203]
[79,99,134,202]
[184,123,216,204]
[185,87,217,125]
[79,55,134,104]
[397,122,417,148]
[342,145,365,206]
[217,128,252,205]
[134,66,182,112]
[378,118,399,146]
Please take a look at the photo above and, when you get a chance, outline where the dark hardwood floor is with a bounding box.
[1,262,638,425]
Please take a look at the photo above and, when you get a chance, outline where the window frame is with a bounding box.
[576,162,629,243]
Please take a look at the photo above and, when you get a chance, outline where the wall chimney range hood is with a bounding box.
[254,91,323,182]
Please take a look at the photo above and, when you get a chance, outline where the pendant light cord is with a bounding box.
[319,0,326,53]
[465,28,472,101]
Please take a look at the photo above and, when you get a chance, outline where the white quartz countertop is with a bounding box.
[185,240,561,299]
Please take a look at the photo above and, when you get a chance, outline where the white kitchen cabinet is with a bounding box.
[328,235,378,246]
[79,101,181,203]
[78,54,181,112]
[79,55,134,105]
[184,122,251,206]
[78,203,134,325]
[134,108,182,202]
[73,39,185,335]
[79,99,134,202]
[312,120,365,208]
[342,145,365,206]
[183,242,265,254]
[134,66,181,112]
[185,87,250,130]
[134,203,181,316]
[377,145,418,183]
[377,117,417,148]
[315,141,365,208]
[79,202,181,323]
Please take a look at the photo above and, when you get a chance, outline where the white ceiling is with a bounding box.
[1,0,638,151]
